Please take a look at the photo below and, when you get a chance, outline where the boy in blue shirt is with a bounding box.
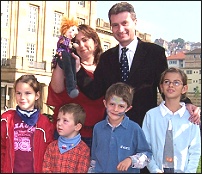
[88,82,152,173]
[142,67,201,173]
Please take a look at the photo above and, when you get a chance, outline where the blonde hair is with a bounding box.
[60,16,78,36]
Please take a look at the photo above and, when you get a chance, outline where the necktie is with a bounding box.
[120,47,129,82]
[163,119,174,173]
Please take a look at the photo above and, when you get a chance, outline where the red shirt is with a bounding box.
[47,71,105,138]
[13,114,35,173]
[42,140,90,173]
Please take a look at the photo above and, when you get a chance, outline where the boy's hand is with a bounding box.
[117,157,132,172]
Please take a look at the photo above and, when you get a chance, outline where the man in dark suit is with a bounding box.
[75,2,200,127]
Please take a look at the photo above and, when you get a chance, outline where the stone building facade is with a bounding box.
[1,1,152,114]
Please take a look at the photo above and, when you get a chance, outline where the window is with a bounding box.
[28,5,38,32]
[1,86,6,111]
[26,43,36,63]
[179,60,183,68]
[169,60,177,65]
[1,38,7,59]
[186,70,192,74]
[103,22,110,28]
[7,87,13,108]
[1,84,14,110]
[53,12,63,37]
[78,1,85,7]
[1,1,9,27]
[187,79,192,84]
[77,17,85,25]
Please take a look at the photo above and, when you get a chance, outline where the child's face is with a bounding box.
[65,26,78,39]
[15,82,39,111]
[103,95,132,124]
[56,112,80,139]
[160,72,188,100]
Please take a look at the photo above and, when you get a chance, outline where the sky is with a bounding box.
[96,1,201,43]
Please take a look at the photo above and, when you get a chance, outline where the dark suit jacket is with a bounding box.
[77,38,168,126]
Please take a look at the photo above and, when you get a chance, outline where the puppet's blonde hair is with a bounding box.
[60,16,78,36]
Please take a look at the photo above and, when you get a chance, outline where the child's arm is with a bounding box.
[88,160,96,173]
[184,124,201,172]
[1,119,7,173]
[116,153,150,172]
[142,113,164,173]
[129,152,150,168]
[116,157,132,172]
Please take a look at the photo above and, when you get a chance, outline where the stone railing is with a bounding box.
[1,57,51,72]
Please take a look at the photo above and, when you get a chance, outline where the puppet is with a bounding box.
[52,16,79,98]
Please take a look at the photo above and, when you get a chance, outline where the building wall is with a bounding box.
[2,1,199,114]
[182,68,201,93]
[166,49,201,95]
[167,60,181,68]
[184,49,201,93]
[2,1,100,113]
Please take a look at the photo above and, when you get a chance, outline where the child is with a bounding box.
[88,82,152,173]
[42,103,90,173]
[52,16,79,98]
[1,75,54,173]
[142,67,201,173]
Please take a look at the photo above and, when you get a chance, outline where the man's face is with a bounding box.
[110,11,137,47]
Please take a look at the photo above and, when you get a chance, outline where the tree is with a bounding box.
[193,86,200,106]
[171,38,185,49]
[171,38,185,44]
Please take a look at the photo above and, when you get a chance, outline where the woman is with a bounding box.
[47,24,105,149]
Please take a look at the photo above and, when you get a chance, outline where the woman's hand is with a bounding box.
[71,52,81,72]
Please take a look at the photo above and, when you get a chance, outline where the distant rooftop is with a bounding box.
[167,52,185,60]
[185,48,201,54]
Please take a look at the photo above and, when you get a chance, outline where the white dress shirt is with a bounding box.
[119,37,138,70]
